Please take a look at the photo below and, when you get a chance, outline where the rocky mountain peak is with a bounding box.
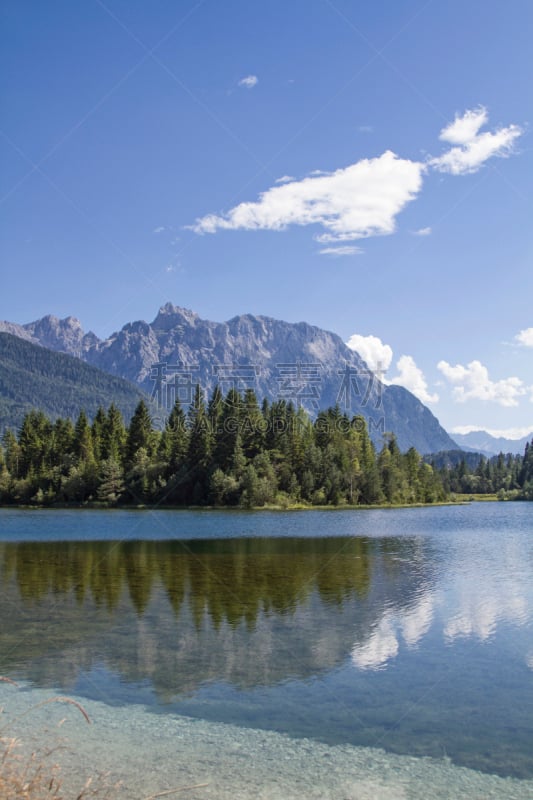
[1,305,459,453]
[25,314,98,357]
[152,303,199,331]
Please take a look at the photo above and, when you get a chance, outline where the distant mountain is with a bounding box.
[452,430,533,456]
[0,314,99,357]
[0,305,458,453]
[0,332,149,433]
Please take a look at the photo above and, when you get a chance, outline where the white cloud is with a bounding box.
[153,226,165,234]
[451,425,533,439]
[238,75,258,89]
[358,125,373,134]
[275,175,295,184]
[429,107,523,175]
[439,106,488,145]
[345,333,393,372]
[390,355,439,404]
[320,245,362,256]
[438,359,526,406]
[449,425,483,435]
[190,107,522,248]
[191,151,424,244]
[515,327,533,347]
[344,340,438,404]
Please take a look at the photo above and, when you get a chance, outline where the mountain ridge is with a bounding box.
[451,430,533,456]
[0,304,459,453]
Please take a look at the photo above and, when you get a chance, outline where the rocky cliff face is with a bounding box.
[0,303,458,453]
[0,314,98,358]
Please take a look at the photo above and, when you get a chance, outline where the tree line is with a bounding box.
[429,445,533,500]
[0,386,447,507]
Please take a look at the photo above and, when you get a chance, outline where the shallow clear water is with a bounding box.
[0,503,532,798]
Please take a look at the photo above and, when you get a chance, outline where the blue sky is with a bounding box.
[1,0,532,437]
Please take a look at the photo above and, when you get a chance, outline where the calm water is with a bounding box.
[0,503,532,797]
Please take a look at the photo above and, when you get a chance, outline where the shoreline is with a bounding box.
[0,496,498,513]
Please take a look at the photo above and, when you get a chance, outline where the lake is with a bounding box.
[0,503,532,799]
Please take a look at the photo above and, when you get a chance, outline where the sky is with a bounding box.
[1,0,532,438]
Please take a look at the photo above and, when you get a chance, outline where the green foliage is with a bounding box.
[0,331,149,433]
[125,400,156,467]
[8,385,530,509]
[97,457,125,504]
[430,445,530,498]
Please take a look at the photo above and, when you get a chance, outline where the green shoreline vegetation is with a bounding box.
[1,387,532,509]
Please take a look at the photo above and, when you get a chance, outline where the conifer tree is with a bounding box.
[3,429,21,479]
[103,404,126,463]
[73,410,95,465]
[91,407,107,461]
[125,400,154,467]
[187,384,210,474]
[241,388,265,459]
[212,387,242,470]
[159,398,188,473]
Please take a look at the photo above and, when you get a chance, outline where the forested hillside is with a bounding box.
[0,332,148,432]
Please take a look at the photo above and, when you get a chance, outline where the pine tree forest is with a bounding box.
[0,388,532,508]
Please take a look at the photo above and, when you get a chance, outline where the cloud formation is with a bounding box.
[515,327,533,347]
[238,75,258,89]
[346,333,393,372]
[346,334,438,403]
[192,151,424,243]
[439,106,489,145]
[190,107,522,252]
[320,245,362,257]
[390,355,439,404]
[438,359,527,406]
[275,175,295,184]
[429,107,522,175]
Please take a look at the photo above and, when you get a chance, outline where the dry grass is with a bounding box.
[1,678,209,799]
[1,735,63,799]
[0,679,117,799]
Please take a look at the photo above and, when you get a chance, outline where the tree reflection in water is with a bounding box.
[0,536,432,694]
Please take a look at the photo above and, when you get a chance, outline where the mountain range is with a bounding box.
[451,430,533,456]
[0,304,459,453]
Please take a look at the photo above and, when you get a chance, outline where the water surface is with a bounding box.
[0,503,532,797]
